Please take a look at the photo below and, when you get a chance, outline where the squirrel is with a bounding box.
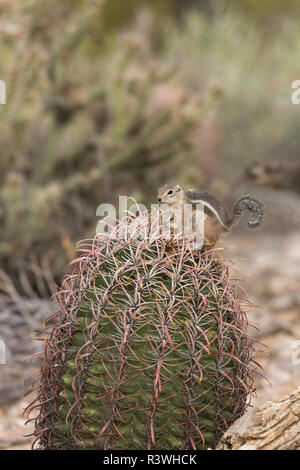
[157,184,264,248]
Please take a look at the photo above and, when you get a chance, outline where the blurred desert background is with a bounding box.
[0,0,300,449]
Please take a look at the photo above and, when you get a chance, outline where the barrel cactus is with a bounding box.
[26,213,257,450]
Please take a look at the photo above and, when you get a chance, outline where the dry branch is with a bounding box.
[217,388,300,450]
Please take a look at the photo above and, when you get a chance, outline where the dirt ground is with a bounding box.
[1,231,300,450]
[229,232,300,405]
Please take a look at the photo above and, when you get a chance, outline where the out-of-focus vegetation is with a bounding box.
[1,0,300,290]
[0,1,203,287]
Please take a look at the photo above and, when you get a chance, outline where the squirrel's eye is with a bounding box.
[167,190,174,196]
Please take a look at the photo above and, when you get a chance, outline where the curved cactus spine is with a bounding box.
[26,213,258,450]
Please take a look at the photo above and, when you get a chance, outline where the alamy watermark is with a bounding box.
[0,340,6,365]
[291,80,300,104]
[0,80,6,104]
[291,340,300,365]
[96,196,206,250]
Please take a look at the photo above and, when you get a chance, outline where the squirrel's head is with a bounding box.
[157,184,185,205]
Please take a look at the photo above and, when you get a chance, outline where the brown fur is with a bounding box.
[157,184,263,249]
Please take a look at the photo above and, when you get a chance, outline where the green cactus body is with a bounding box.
[27,215,255,450]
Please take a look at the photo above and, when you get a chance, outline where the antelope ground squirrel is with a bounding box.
[157,184,264,248]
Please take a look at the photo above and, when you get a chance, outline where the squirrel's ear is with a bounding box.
[174,184,181,191]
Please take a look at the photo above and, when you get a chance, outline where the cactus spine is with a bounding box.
[27,214,256,450]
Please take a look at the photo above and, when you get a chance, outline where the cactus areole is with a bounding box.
[27,213,257,450]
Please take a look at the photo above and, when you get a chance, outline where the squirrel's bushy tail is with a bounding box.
[228,195,264,230]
